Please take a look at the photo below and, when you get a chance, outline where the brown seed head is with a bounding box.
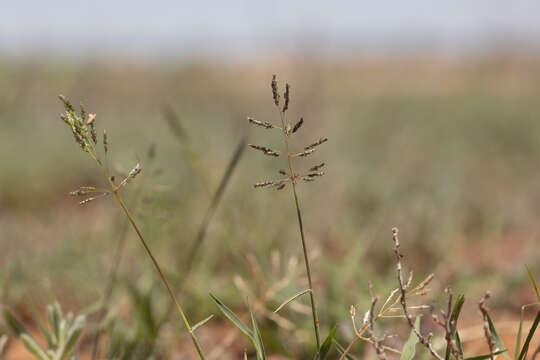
[283,83,290,112]
[309,163,325,172]
[249,144,280,157]
[293,149,316,157]
[271,74,280,107]
[292,117,304,133]
[248,117,274,129]
[305,137,328,150]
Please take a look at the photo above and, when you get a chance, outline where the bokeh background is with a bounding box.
[1,1,540,358]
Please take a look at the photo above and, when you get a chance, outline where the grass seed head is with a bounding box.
[248,117,274,129]
[305,137,328,150]
[103,129,108,153]
[294,148,316,157]
[309,163,325,172]
[283,83,290,112]
[271,74,280,107]
[292,117,304,133]
[249,144,280,157]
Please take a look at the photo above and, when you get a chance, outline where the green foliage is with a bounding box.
[4,303,85,360]
[313,325,337,360]
[401,317,420,360]
[210,293,267,360]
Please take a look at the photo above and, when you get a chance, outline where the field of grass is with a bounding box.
[0,56,539,359]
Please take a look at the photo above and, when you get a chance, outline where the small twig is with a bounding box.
[365,296,387,359]
[479,292,495,360]
[392,227,444,360]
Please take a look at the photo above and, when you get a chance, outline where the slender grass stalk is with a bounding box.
[277,109,321,348]
[248,77,325,349]
[59,97,207,360]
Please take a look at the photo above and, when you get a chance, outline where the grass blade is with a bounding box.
[248,300,266,360]
[517,309,540,360]
[314,325,337,360]
[192,315,214,332]
[3,309,28,336]
[401,317,420,360]
[210,293,254,341]
[184,137,246,271]
[514,303,540,360]
[60,315,85,360]
[274,289,311,313]
[21,333,49,360]
[455,332,464,359]
[445,294,465,360]
[526,265,540,302]
[487,313,509,359]
[464,349,508,360]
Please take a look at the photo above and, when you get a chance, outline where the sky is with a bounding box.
[1,0,540,61]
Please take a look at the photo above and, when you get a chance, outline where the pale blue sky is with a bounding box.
[2,0,540,60]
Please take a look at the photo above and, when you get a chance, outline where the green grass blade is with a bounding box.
[274,289,311,313]
[192,315,214,332]
[517,309,540,360]
[184,137,246,271]
[446,295,465,360]
[21,333,49,360]
[401,317,420,360]
[514,303,540,360]
[526,265,540,302]
[487,313,509,359]
[248,301,266,360]
[3,309,28,336]
[464,349,508,360]
[455,332,464,359]
[314,325,337,360]
[60,315,85,360]
[210,293,254,341]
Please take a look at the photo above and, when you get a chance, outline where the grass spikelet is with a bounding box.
[293,149,316,157]
[249,144,280,157]
[309,163,325,172]
[305,137,328,150]
[292,117,303,133]
[271,74,280,107]
[283,83,290,113]
[248,117,275,129]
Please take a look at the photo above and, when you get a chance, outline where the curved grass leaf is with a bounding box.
[455,332,464,359]
[274,289,311,313]
[446,295,465,360]
[60,315,85,360]
[514,303,540,360]
[517,309,540,360]
[486,313,509,359]
[464,349,508,360]
[210,293,254,341]
[192,315,214,332]
[526,265,540,302]
[401,317,420,360]
[21,333,49,360]
[248,300,266,360]
[314,325,337,360]
[3,309,28,336]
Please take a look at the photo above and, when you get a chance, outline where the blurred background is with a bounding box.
[1,1,540,358]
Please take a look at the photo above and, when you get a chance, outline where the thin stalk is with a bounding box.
[87,146,207,360]
[278,110,321,348]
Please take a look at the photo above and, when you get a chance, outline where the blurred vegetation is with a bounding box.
[1,56,540,358]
